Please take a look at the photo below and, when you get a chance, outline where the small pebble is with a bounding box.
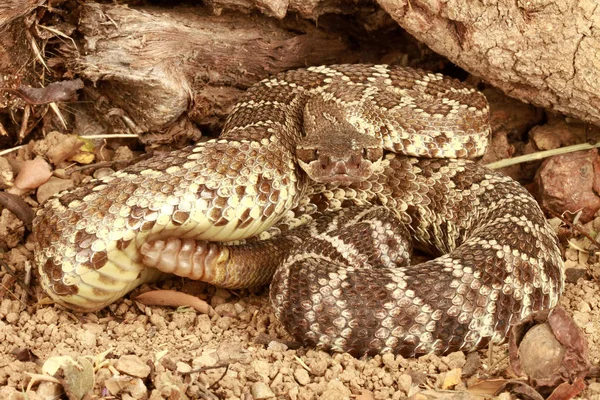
[176,362,192,373]
[397,374,412,395]
[294,368,311,386]
[321,380,351,400]
[251,382,275,399]
[193,352,218,368]
[578,300,591,313]
[267,341,288,352]
[114,355,151,378]
[252,359,272,380]
[36,177,73,204]
[588,382,600,394]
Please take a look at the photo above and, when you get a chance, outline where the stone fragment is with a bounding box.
[115,355,151,378]
[251,382,275,399]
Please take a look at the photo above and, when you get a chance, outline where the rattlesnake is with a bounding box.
[33,64,564,357]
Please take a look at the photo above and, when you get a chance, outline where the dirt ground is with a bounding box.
[0,223,598,400]
[0,160,599,400]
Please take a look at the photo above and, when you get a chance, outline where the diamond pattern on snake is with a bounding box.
[33,64,564,357]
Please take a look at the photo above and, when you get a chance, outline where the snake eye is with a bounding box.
[311,149,319,161]
[297,148,319,163]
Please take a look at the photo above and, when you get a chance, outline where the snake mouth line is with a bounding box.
[312,173,368,184]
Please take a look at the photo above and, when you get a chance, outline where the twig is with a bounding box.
[0,145,24,156]
[0,121,8,136]
[21,261,32,307]
[49,102,67,129]
[180,361,230,376]
[486,142,600,169]
[67,158,143,174]
[17,105,31,141]
[0,260,35,303]
[207,364,229,390]
[546,208,600,250]
[81,134,139,140]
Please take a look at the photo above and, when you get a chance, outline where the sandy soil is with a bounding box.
[0,189,598,400]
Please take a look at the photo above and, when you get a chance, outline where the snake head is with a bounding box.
[296,130,383,184]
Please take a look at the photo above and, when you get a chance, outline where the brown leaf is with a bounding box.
[45,135,86,166]
[495,380,544,400]
[467,378,510,395]
[546,377,586,400]
[4,79,84,105]
[134,290,217,316]
[547,307,590,378]
[11,347,39,363]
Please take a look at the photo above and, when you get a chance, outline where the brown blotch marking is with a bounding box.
[235,185,246,197]
[126,216,141,230]
[257,192,268,204]
[256,174,274,193]
[235,209,251,229]
[214,217,230,227]
[96,272,117,286]
[116,239,132,251]
[92,286,110,297]
[90,251,108,270]
[213,196,228,209]
[269,189,280,203]
[43,258,64,281]
[208,207,223,223]
[131,206,146,219]
[35,227,52,248]
[74,230,94,249]
[53,280,79,296]
[140,219,156,232]
[263,203,276,219]
[172,210,191,226]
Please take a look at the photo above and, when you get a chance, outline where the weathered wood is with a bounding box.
[67,3,371,140]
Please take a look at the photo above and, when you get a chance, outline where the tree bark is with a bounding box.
[376,0,600,126]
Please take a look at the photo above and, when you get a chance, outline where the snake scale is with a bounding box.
[33,64,564,357]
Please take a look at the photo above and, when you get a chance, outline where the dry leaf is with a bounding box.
[45,134,86,165]
[11,347,39,363]
[69,138,96,164]
[134,289,216,316]
[4,79,83,105]
[467,378,511,395]
[547,377,586,400]
[42,355,95,400]
[495,380,545,400]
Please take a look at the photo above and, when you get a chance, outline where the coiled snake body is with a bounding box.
[33,65,564,357]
